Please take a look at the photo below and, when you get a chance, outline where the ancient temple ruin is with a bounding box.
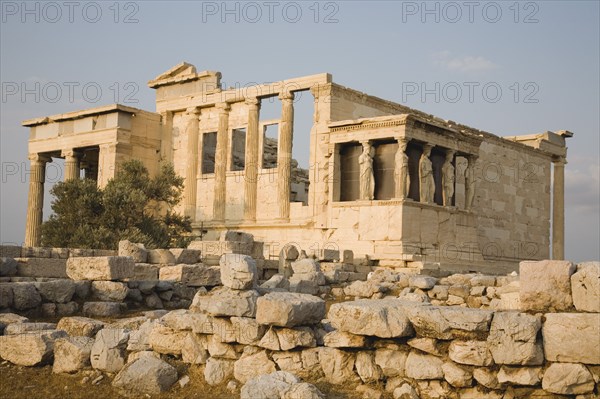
[22,62,572,273]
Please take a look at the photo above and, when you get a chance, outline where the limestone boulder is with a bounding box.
[0,284,12,309]
[272,348,323,381]
[356,351,383,383]
[118,240,148,263]
[292,258,320,274]
[207,334,239,359]
[282,383,325,399]
[571,262,600,312]
[472,368,502,389]
[497,366,541,386]
[393,384,419,399]
[240,371,300,399]
[82,301,122,317]
[256,292,325,327]
[343,280,387,298]
[169,248,201,264]
[127,320,155,352]
[0,313,28,334]
[90,328,129,373]
[260,274,290,290]
[328,299,414,338]
[148,322,188,355]
[409,276,437,290]
[204,357,234,385]
[442,362,472,387]
[11,282,42,310]
[323,331,367,348]
[34,280,76,303]
[543,313,600,364]
[407,337,442,356]
[273,327,316,351]
[319,348,359,384]
[196,287,259,318]
[405,352,444,380]
[404,305,493,339]
[541,362,595,395]
[5,322,57,335]
[375,349,408,377]
[66,256,134,281]
[487,312,543,365]
[147,249,176,264]
[520,260,576,312]
[181,333,209,364]
[160,309,212,332]
[0,330,66,366]
[159,264,221,286]
[0,257,17,276]
[220,254,257,290]
[91,281,129,302]
[113,355,178,395]
[448,340,493,366]
[231,317,267,345]
[52,336,94,373]
[234,349,277,384]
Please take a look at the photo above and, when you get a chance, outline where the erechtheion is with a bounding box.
[22,62,572,273]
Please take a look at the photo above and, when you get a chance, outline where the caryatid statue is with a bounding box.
[465,155,478,210]
[442,150,455,206]
[419,144,435,204]
[359,141,375,200]
[395,138,410,199]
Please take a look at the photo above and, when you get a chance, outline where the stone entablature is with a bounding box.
[21,62,572,272]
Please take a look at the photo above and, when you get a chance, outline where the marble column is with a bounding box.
[213,102,230,222]
[62,149,80,181]
[244,97,260,221]
[24,154,51,247]
[394,137,410,199]
[184,107,201,219]
[552,158,566,260]
[465,155,478,210]
[277,91,294,221]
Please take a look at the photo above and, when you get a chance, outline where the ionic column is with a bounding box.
[552,158,566,260]
[213,102,230,222]
[277,91,294,221]
[24,154,51,247]
[184,107,201,219]
[62,149,80,181]
[244,97,260,221]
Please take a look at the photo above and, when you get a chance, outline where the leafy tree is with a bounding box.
[41,160,192,249]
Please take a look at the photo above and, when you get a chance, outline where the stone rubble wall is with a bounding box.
[0,256,598,399]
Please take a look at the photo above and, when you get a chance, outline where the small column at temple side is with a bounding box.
[184,107,201,219]
[359,141,375,201]
[62,149,80,181]
[465,155,478,210]
[394,137,410,200]
[552,157,566,260]
[24,153,51,247]
[277,91,294,221]
[442,149,456,206]
[419,144,435,204]
[213,102,230,222]
[244,97,260,221]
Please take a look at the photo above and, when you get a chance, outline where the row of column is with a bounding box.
[184,92,295,224]
[357,138,478,209]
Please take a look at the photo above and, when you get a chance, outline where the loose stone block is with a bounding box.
[196,287,259,318]
[409,276,437,290]
[11,282,42,310]
[91,281,129,301]
[375,349,408,377]
[487,312,543,365]
[90,328,129,373]
[355,351,383,383]
[181,333,209,364]
[16,258,68,278]
[147,249,176,264]
[541,362,595,395]
[118,240,148,263]
[159,264,221,286]
[34,279,76,303]
[240,371,300,399]
[220,253,257,290]
[571,262,600,312]
[520,260,576,312]
[543,313,600,364]
[5,322,57,335]
[148,322,188,355]
[132,263,159,280]
[56,316,105,337]
[169,248,201,264]
[404,305,493,339]
[0,284,13,309]
[442,361,473,387]
[0,257,17,276]
[0,330,67,366]
[113,355,178,395]
[271,348,323,381]
[319,348,359,384]
[256,292,325,327]
[66,256,134,281]
[323,331,367,348]
[405,352,444,380]
[497,366,541,386]
[53,336,94,373]
[204,357,235,385]
[234,349,277,384]
[328,299,413,338]
[448,340,493,366]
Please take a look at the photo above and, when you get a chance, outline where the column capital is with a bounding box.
[395,136,409,144]
[553,156,567,166]
[28,153,52,163]
[61,149,81,158]
[278,91,294,101]
[215,102,231,112]
[185,106,201,116]
[245,97,260,107]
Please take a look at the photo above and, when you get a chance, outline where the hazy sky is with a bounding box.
[1,1,598,261]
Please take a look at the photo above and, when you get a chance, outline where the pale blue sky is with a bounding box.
[1,1,598,261]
